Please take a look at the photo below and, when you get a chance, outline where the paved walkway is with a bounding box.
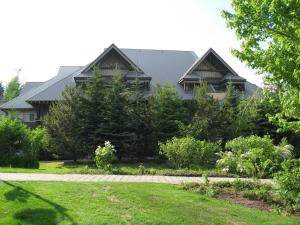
[0,173,273,184]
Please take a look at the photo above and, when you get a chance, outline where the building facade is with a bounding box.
[0,44,258,126]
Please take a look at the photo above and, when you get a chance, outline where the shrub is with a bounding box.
[275,159,300,212]
[0,117,48,168]
[0,116,29,160]
[26,127,49,168]
[95,141,116,169]
[217,135,293,178]
[0,116,30,167]
[159,136,220,169]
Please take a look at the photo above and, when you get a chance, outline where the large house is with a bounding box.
[0,44,257,126]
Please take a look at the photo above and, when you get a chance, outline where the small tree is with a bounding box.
[26,127,48,168]
[181,82,222,141]
[4,76,21,100]
[44,86,83,161]
[221,82,241,142]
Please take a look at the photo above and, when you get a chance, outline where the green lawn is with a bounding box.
[0,182,298,225]
[0,161,232,177]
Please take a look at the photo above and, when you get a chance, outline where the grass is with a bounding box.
[0,161,233,177]
[0,181,299,225]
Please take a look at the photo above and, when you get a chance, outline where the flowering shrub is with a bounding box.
[95,141,116,169]
[159,136,220,169]
[217,135,293,178]
[275,159,300,213]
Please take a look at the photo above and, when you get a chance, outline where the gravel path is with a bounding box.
[0,173,274,184]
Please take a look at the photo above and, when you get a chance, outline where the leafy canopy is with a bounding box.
[4,76,21,100]
[222,0,300,132]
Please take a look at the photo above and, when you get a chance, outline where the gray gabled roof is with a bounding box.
[81,44,145,74]
[179,48,241,83]
[20,82,44,96]
[0,66,82,109]
[121,48,198,99]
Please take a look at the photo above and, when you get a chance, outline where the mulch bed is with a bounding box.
[216,192,300,219]
[216,192,272,212]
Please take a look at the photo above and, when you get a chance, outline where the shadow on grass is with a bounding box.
[3,181,76,224]
[14,208,58,225]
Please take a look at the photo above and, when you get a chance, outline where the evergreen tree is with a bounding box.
[150,84,187,144]
[4,76,21,100]
[101,69,134,158]
[181,82,222,140]
[78,66,108,155]
[221,82,241,142]
[0,82,4,99]
[44,86,83,161]
[127,78,154,158]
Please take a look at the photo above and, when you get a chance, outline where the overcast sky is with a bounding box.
[0,0,263,86]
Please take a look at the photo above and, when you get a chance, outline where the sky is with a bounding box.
[0,0,263,86]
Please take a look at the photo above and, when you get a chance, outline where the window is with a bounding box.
[184,83,195,92]
[29,113,35,122]
[140,82,150,91]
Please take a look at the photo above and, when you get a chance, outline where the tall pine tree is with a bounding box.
[101,68,134,158]
[78,66,108,155]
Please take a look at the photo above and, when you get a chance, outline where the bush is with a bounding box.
[159,136,220,169]
[275,159,300,212]
[95,141,116,169]
[0,117,49,168]
[26,127,49,168]
[217,135,293,178]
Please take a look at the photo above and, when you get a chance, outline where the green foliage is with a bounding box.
[182,179,274,201]
[77,66,107,155]
[95,141,116,169]
[4,76,21,100]
[44,86,83,161]
[0,116,29,166]
[0,117,48,168]
[26,127,48,168]
[127,78,154,159]
[180,82,222,140]
[217,135,293,178]
[150,84,187,143]
[0,82,4,99]
[101,69,134,158]
[275,159,300,212]
[159,136,220,169]
[222,0,300,132]
[138,163,146,175]
[221,82,242,141]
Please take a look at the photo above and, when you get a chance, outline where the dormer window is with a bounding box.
[184,82,196,92]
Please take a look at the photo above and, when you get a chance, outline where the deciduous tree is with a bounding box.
[4,76,21,100]
[222,0,300,132]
